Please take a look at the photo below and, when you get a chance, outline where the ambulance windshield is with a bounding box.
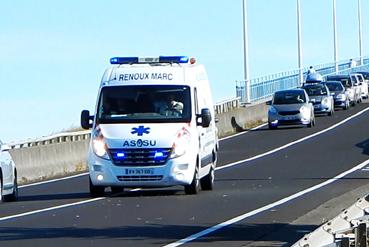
[97,85,191,123]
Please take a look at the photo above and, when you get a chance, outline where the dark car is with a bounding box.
[325,81,350,110]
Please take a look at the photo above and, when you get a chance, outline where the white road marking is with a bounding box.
[164,158,369,247]
[0,197,104,222]
[19,172,89,189]
[218,123,267,141]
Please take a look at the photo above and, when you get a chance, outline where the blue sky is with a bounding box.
[1,0,368,142]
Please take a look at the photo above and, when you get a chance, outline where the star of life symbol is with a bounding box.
[131,126,150,136]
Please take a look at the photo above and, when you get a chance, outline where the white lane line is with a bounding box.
[164,158,369,247]
[218,123,267,141]
[0,197,104,222]
[0,188,143,222]
[216,107,369,171]
[19,172,89,189]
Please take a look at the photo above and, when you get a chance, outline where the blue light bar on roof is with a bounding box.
[159,56,189,63]
[110,56,188,64]
[110,57,138,64]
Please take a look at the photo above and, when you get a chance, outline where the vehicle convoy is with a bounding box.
[0,141,18,202]
[325,81,350,110]
[301,83,334,116]
[326,75,361,106]
[268,89,315,129]
[81,56,218,196]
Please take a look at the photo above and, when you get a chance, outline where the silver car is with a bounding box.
[0,141,18,202]
[325,81,350,110]
[302,83,334,116]
[268,89,315,129]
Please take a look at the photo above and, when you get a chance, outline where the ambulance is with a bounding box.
[81,56,218,196]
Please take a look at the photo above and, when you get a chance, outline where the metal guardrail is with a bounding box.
[236,57,369,103]
[293,194,369,247]
[7,130,91,149]
[214,97,241,114]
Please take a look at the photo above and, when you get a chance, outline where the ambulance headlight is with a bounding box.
[170,127,191,159]
[92,128,110,160]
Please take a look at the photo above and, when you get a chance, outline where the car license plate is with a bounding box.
[125,168,154,175]
[283,116,296,120]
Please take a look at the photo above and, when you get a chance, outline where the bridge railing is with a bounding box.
[236,57,369,103]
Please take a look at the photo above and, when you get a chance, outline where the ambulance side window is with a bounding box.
[194,88,199,114]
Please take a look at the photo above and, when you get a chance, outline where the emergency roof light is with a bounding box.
[110,56,189,65]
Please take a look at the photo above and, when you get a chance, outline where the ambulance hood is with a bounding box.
[96,123,191,149]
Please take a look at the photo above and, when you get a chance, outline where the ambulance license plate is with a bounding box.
[125,168,154,175]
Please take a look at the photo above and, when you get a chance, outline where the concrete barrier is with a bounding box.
[7,99,269,184]
[216,102,268,138]
[9,139,89,184]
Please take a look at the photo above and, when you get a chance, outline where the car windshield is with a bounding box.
[330,78,352,88]
[97,85,191,123]
[359,73,369,79]
[326,82,344,92]
[302,84,327,96]
[273,91,306,105]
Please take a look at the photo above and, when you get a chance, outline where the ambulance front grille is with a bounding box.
[109,148,172,166]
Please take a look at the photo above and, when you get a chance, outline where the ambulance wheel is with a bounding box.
[185,168,200,195]
[200,166,214,191]
[89,177,105,197]
[111,186,124,194]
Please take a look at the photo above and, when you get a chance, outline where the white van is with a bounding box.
[81,56,218,196]
[351,73,368,99]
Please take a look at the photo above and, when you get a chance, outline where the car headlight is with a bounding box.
[170,127,191,159]
[299,105,310,119]
[92,128,110,160]
[337,93,346,100]
[322,97,330,105]
[269,106,278,114]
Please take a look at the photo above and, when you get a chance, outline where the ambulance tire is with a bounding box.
[200,166,214,191]
[89,177,105,197]
[111,186,124,194]
[184,167,200,195]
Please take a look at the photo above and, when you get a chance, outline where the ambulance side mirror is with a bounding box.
[197,108,212,128]
[81,110,93,129]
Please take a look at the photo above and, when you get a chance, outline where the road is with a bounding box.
[2,102,369,246]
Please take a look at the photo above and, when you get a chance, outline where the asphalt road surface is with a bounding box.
[2,102,369,246]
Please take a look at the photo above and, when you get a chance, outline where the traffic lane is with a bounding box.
[217,102,369,167]
[1,107,368,246]
[0,174,91,218]
[186,171,369,247]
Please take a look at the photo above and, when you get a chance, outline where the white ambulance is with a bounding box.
[81,56,218,196]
